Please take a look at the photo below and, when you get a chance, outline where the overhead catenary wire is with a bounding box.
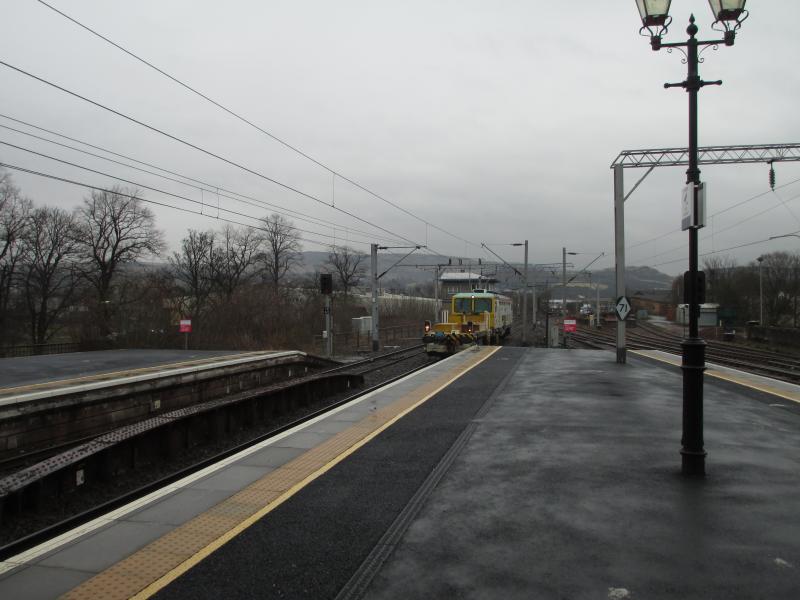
[480,244,523,278]
[0,114,331,231]
[0,142,381,247]
[566,253,605,284]
[34,0,480,252]
[558,179,800,272]
[0,117,406,246]
[629,189,800,263]
[644,233,798,270]
[0,161,355,252]
[0,60,438,253]
[481,180,800,271]
[626,176,800,253]
[770,188,800,228]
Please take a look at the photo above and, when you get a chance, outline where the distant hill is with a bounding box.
[135,252,673,299]
[295,251,674,298]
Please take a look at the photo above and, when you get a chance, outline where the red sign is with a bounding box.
[179,319,192,333]
[563,319,577,333]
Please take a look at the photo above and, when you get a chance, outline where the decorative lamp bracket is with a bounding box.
[639,15,672,51]
[711,9,748,45]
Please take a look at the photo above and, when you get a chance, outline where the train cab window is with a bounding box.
[454,298,471,313]
[473,298,492,313]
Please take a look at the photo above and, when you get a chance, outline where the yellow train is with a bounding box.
[423,290,513,355]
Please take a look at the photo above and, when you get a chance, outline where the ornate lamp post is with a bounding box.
[635,0,749,476]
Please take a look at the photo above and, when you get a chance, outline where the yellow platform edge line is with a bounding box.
[129,346,500,599]
[629,349,800,405]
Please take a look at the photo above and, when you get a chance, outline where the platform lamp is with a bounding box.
[634,0,749,477]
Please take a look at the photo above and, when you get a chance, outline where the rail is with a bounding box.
[570,324,800,384]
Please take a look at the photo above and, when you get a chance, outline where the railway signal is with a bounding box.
[321,274,333,357]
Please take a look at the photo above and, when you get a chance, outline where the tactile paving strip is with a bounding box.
[60,347,498,600]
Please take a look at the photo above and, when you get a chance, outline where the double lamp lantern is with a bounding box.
[637,0,747,47]
[632,1,749,477]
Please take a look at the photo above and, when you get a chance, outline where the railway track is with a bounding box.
[570,323,800,384]
[0,345,435,555]
[328,344,428,375]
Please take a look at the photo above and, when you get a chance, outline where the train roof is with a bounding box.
[451,291,510,300]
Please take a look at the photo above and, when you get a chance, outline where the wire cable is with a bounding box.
[0,59,431,251]
[0,117,406,245]
[646,234,793,269]
[630,190,800,263]
[0,160,355,252]
[0,141,380,247]
[566,253,605,284]
[770,188,800,228]
[33,0,481,251]
[626,176,800,252]
[0,113,330,229]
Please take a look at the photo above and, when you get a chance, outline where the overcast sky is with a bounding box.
[1,0,799,276]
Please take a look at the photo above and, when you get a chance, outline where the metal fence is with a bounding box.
[0,340,114,358]
[313,323,422,355]
[0,323,424,359]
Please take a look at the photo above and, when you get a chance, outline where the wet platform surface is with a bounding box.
[1,347,798,599]
[365,349,800,599]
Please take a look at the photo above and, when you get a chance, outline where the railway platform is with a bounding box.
[0,346,798,599]
[0,349,280,394]
[0,349,331,460]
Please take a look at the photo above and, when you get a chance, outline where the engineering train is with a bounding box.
[422,290,513,355]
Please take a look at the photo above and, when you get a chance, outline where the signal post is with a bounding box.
[321,273,333,358]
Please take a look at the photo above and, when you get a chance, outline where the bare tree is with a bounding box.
[171,229,216,321]
[703,255,740,305]
[260,214,302,288]
[114,267,176,346]
[0,171,31,343]
[211,224,261,301]
[762,251,800,326]
[74,187,165,334]
[325,245,365,295]
[21,207,81,344]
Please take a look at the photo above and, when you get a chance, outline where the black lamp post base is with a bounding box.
[680,449,707,476]
[681,335,707,476]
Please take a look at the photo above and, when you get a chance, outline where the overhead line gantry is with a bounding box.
[611,142,800,364]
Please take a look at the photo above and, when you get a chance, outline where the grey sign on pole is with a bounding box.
[681,182,706,231]
[615,296,632,321]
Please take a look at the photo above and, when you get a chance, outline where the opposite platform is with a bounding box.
[0,350,244,391]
